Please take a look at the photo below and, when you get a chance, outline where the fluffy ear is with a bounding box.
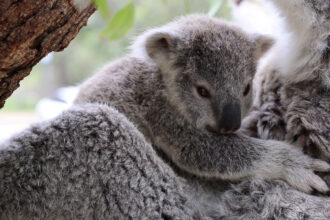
[254,35,274,60]
[145,32,177,66]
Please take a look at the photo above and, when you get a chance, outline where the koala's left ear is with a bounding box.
[254,35,274,60]
[145,32,178,67]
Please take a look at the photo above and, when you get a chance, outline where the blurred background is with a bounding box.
[0,0,282,141]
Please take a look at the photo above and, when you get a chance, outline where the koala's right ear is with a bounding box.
[145,32,178,66]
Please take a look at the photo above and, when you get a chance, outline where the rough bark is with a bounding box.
[0,0,95,108]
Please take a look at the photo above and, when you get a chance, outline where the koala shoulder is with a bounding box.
[75,56,154,105]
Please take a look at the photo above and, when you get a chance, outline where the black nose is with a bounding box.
[218,103,241,133]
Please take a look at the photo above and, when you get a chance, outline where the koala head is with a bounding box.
[140,15,273,134]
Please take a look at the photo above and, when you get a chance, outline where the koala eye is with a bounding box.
[196,86,211,98]
[243,83,250,97]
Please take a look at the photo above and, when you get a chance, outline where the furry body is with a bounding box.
[1,2,330,219]
[0,104,196,219]
[1,104,330,219]
[75,15,329,192]
[242,0,330,185]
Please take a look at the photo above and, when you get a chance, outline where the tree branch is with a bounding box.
[0,0,95,108]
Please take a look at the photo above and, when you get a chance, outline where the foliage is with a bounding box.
[93,0,230,41]
[100,1,135,40]
[92,0,110,20]
[2,0,232,111]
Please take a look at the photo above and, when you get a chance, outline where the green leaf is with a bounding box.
[208,0,223,17]
[92,0,110,20]
[101,1,135,41]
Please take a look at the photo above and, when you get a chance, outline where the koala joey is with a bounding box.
[75,15,330,193]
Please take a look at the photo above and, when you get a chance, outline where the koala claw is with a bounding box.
[310,159,330,172]
[258,142,330,194]
[283,158,330,194]
[285,169,329,193]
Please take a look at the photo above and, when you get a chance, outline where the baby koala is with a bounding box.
[75,15,330,193]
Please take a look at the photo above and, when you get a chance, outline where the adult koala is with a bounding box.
[1,104,330,220]
[1,0,330,219]
[242,0,330,186]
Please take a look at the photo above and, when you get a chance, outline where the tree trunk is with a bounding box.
[0,0,95,108]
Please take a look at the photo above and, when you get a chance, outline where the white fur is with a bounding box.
[262,0,330,85]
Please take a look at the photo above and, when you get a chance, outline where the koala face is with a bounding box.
[145,15,273,134]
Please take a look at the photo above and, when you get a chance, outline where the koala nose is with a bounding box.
[218,103,241,134]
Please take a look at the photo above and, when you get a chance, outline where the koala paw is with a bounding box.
[282,157,330,193]
[259,142,330,194]
[257,112,287,141]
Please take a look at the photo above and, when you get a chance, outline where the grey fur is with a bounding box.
[1,104,330,219]
[242,0,330,185]
[0,104,197,219]
[75,15,329,193]
[1,4,330,219]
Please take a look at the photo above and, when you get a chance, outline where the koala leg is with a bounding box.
[281,82,330,189]
[217,178,330,220]
[0,104,196,220]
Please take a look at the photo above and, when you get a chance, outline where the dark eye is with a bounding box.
[197,86,211,98]
[243,83,250,96]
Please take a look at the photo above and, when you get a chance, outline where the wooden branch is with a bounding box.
[0,0,95,108]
